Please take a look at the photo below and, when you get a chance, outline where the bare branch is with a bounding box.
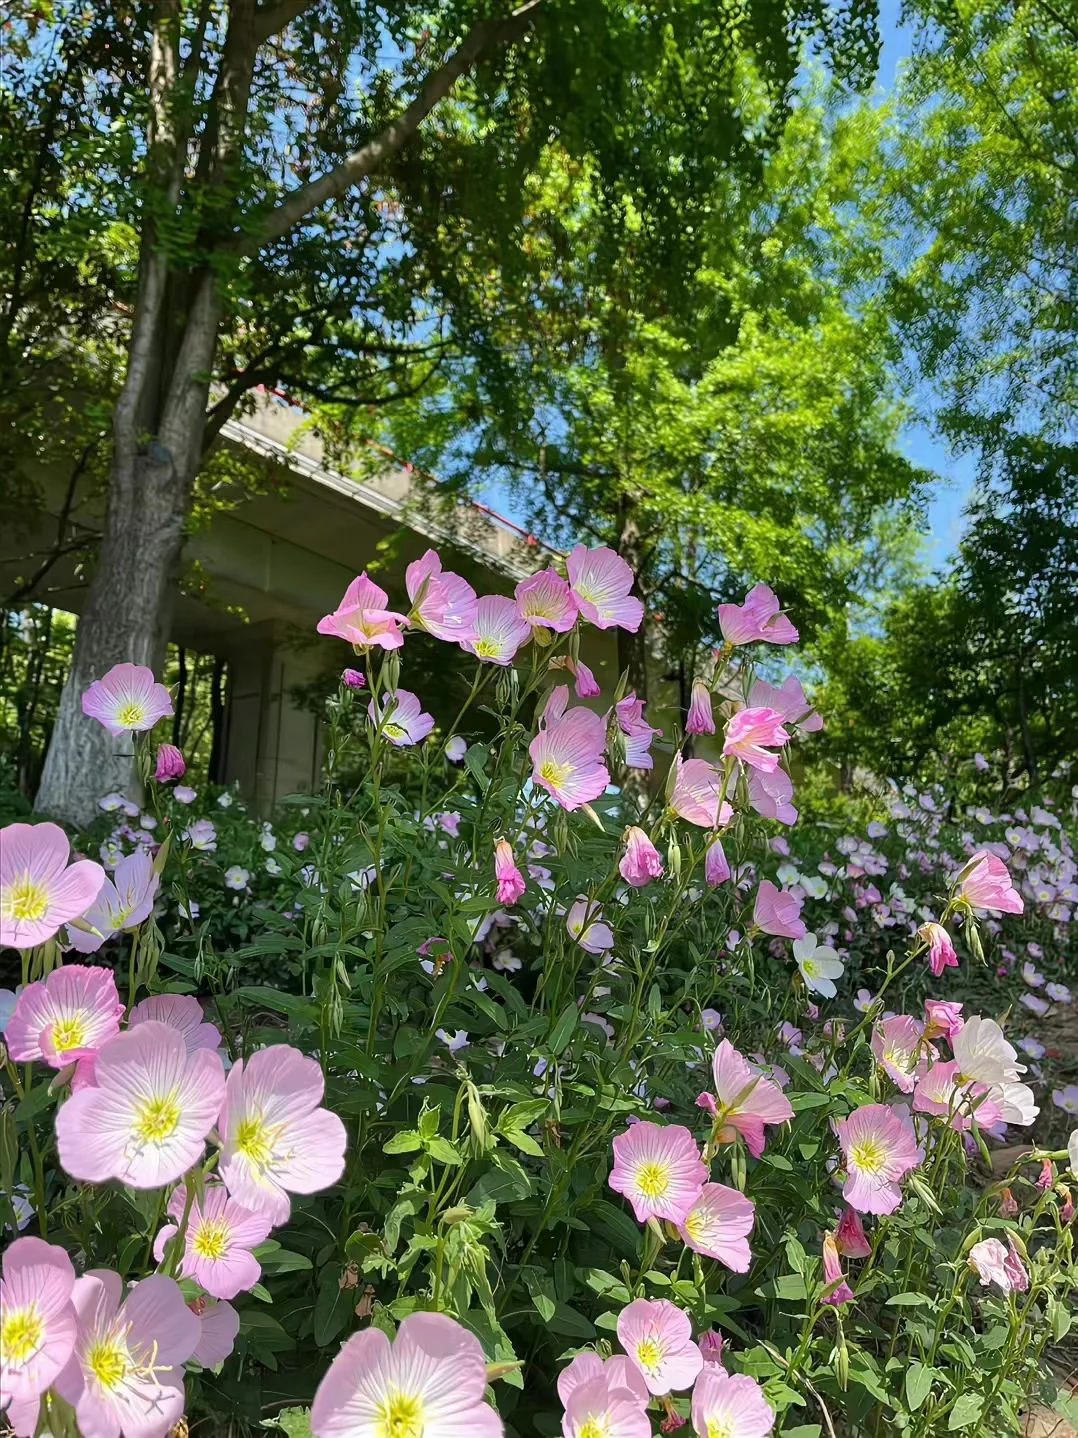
[254,0,314,44]
[3,439,100,607]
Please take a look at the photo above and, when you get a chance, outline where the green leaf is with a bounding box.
[313,1265,354,1347]
[384,1130,424,1155]
[259,1249,313,1274]
[427,1136,463,1165]
[947,1394,983,1430]
[531,1293,556,1322]
[273,1409,313,1438]
[501,1127,545,1157]
[887,1292,931,1307]
[548,1001,579,1055]
[466,1162,532,1206]
[547,1302,596,1339]
[905,1364,934,1412]
[500,1099,550,1130]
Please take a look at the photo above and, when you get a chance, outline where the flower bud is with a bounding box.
[153,743,186,782]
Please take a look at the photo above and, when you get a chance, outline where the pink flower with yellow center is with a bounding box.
[608,1120,706,1225]
[752,880,806,940]
[128,993,221,1053]
[836,1103,921,1215]
[368,688,435,747]
[0,822,105,950]
[406,549,478,643]
[722,708,790,774]
[619,827,664,888]
[912,1059,1002,1132]
[567,545,644,631]
[695,1040,794,1158]
[691,1366,775,1438]
[669,757,730,828]
[460,595,532,665]
[494,839,526,905]
[218,1044,347,1224]
[561,1365,651,1438]
[557,1352,649,1409]
[5,965,123,1068]
[871,1015,928,1094]
[617,1298,703,1395]
[311,1312,503,1438]
[1,1236,77,1409]
[515,568,579,633]
[717,583,798,647]
[566,898,615,954]
[81,663,174,737]
[530,706,609,811]
[954,850,1024,914]
[317,573,408,651]
[67,851,160,955]
[678,1182,756,1272]
[153,1181,272,1300]
[55,1020,225,1189]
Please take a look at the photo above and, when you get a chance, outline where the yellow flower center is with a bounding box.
[538,758,571,788]
[133,1092,181,1145]
[5,875,50,923]
[579,1419,610,1438]
[116,701,148,729]
[802,958,819,977]
[683,1209,707,1244]
[850,1138,886,1174]
[383,722,406,740]
[377,1391,424,1438]
[49,1012,89,1056]
[3,1305,44,1364]
[636,1337,663,1372]
[87,1336,130,1390]
[235,1115,274,1166]
[707,1421,734,1438]
[473,638,501,658]
[636,1160,670,1198]
[192,1217,232,1261]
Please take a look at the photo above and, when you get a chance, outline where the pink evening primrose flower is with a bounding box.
[705,837,731,886]
[836,1104,922,1215]
[698,1330,724,1366]
[753,880,807,940]
[515,568,579,633]
[571,657,602,698]
[614,692,662,769]
[369,688,435,747]
[81,663,174,737]
[129,993,221,1053]
[1054,1086,1078,1115]
[748,674,823,732]
[669,758,730,828]
[311,1312,503,1438]
[189,1297,240,1369]
[923,1000,964,1042]
[617,1298,703,1395]
[968,1236,1029,1294]
[152,744,185,782]
[871,1015,926,1094]
[52,1270,200,1438]
[566,898,615,954]
[445,735,467,763]
[460,594,532,665]
[567,545,644,631]
[1,1236,77,1409]
[722,708,790,774]
[317,573,408,651]
[918,921,959,977]
[912,1060,1001,1132]
[558,1352,649,1410]
[691,1366,775,1438]
[218,1044,347,1224]
[5,965,124,1068]
[67,851,160,954]
[0,822,105,950]
[955,850,1024,914]
[793,933,844,997]
[952,1016,1024,1086]
[619,827,664,888]
[717,583,798,647]
[342,667,367,690]
[530,707,609,811]
[696,1040,794,1158]
[677,1182,756,1272]
[182,818,217,851]
[55,1021,225,1189]
[835,1205,872,1259]
[685,681,715,736]
[561,1366,651,1438]
[406,549,478,643]
[822,1233,855,1307]
[608,1121,707,1225]
[747,766,798,826]
[494,839,527,905]
[153,1181,273,1300]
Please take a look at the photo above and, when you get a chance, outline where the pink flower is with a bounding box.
[558,1352,648,1409]
[704,837,730,886]
[0,822,105,950]
[5,965,123,1067]
[968,1237,1029,1294]
[82,663,174,737]
[698,1331,724,1366]
[369,688,435,747]
[515,568,579,633]
[406,550,478,642]
[190,1297,240,1368]
[722,708,790,773]
[445,735,467,762]
[311,1312,502,1438]
[128,993,221,1053]
[566,899,615,954]
[871,1015,926,1093]
[617,1298,703,1395]
[696,1041,794,1158]
[53,1270,199,1438]
[293,832,310,852]
[912,1060,1001,1132]
[567,545,644,631]
[1,1236,77,1408]
[747,767,798,826]
[615,693,661,769]
[669,758,730,828]
[317,573,408,651]
[572,658,601,698]
[152,744,185,782]
[955,850,1024,914]
[218,1044,347,1224]
[620,827,664,887]
[748,674,822,731]
[530,707,609,810]
[560,1363,651,1438]
[753,880,806,939]
[608,1121,707,1225]
[182,818,216,851]
[717,583,798,647]
[153,1180,272,1300]
[67,851,160,954]
[822,1233,855,1307]
[685,681,715,736]
[835,1205,872,1259]
[342,668,366,690]
[923,999,964,1042]
[836,1104,922,1215]
[678,1183,756,1271]
[918,921,958,977]
[691,1366,775,1438]
[55,1020,225,1189]
[494,839,526,905]
[460,594,532,665]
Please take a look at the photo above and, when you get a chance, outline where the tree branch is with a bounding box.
[254,0,314,44]
[246,0,542,251]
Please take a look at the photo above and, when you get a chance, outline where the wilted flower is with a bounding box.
[617,1298,703,1395]
[82,663,174,736]
[153,743,185,782]
[608,1121,707,1225]
[697,1331,724,1366]
[619,827,664,888]
[615,693,661,769]
[717,583,797,647]
[494,840,526,905]
[678,1183,755,1272]
[0,822,105,950]
[918,921,958,978]
[342,668,366,690]
[835,1205,872,1259]
[822,1232,855,1306]
[317,572,407,650]
[567,545,644,631]
[968,1236,1029,1294]
[685,681,715,736]
[704,836,730,887]
[923,999,964,1041]
[836,1104,922,1215]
